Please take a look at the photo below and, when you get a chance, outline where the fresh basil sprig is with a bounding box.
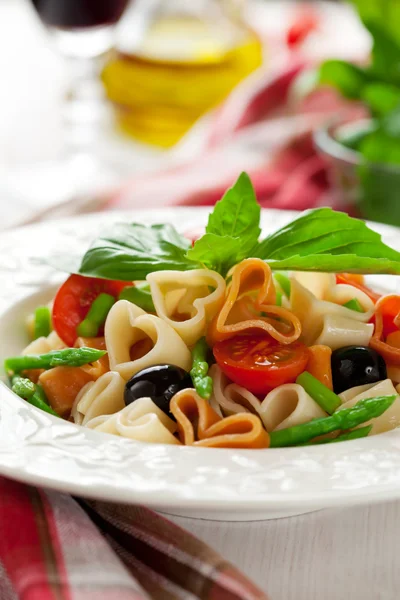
[79,223,197,281]
[45,172,400,280]
[255,207,400,274]
[186,172,261,274]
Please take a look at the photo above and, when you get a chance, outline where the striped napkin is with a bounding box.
[0,477,268,600]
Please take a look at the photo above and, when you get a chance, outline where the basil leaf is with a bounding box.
[186,234,242,276]
[206,172,261,256]
[79,223,197,281]
[256,208,400,273]
[319,60,370,100]
[349,0,400,49]
[361,83,400,116]
[268,254,400,275]
[366,22,400,84]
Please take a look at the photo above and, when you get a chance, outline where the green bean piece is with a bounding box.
[12,376,36,399]
[119,283,155,312]
[343,298,364,313]
[34,383,50,405]
[274,273,291,298]
[275,290,283,307]
[77,293,115,337]
[33,306,52,340]
[27,390,59,417]
[269,395,396,447]
[312,425,373,444]
[11,376,59,417]
[190,337,213,400]
[296,371,341,414]
[4,347,107,373]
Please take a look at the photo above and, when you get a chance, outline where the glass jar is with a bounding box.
[102,0,263,147]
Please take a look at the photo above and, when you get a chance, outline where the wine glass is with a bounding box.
[22,0,131,214]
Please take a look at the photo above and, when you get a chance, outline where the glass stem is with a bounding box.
[63,55,106,158]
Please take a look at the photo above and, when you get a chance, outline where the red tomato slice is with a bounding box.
[336,274,381,304]
[52,275,130,346]
[213,333,309,397]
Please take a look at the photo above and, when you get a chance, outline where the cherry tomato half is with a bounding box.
[213,333,309,397]
[53,274,130,346]
[336,274,381,304]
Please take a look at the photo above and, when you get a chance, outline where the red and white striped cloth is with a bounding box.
[0,478,268,600]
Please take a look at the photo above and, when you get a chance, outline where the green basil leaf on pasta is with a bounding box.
[79,223,197,280]
[186,234,243,276]
[206,171,261,255]
[256,207,400,274]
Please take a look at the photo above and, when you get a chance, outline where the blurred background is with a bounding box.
[2,0,397,229]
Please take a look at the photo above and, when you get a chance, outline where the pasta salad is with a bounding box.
[6,173,400,449]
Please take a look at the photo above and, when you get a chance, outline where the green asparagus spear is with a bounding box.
[190,337,213,400]
[309,425,373,445]
[12,376,36,399]
[5,347,107,373]
[269,395,396,447]
[77,293,115,337]
[33,306,52,340]
[296,371,341,414]
[119,284,155,312]
[11,376,59,417]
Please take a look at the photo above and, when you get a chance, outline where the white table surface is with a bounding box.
[2,2,397,599]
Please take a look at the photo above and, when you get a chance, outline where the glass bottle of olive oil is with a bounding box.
[102,0,263,147]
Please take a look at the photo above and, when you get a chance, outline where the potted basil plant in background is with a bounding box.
[314,0,400,226]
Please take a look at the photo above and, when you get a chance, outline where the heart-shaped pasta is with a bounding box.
[291,278,374,347]
[209,364,260,417]
[72,371,126,426]
[147,269,226,346]
[85,397,179,444]
[22,331,65,355]
[207,258,301,346]
[170,388,270,448]
[209,365,326,431]
[105,300,192,380]
[338,379,400,435]
[292,272,375,310]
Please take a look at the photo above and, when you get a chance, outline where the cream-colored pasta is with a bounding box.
[290,278,374,346]
[85,397,179,444]
[292,272,334,300]
[259,384,327,431]
[314,315,374,350]
[209,365,260,418]
[71,371,125,426]
[292,272,375,310]
[209,365,326,431]
[338,379,400,434]
[147,269,226,346]
[105,300,191,380]
[22,331,65,355]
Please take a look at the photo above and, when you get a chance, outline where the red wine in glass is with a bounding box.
[30,0,130,29]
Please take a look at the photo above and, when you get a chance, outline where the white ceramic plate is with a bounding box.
[1,208,400,522]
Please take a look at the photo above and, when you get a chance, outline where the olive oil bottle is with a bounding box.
[102,0,263,147]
